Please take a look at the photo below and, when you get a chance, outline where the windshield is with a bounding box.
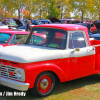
[26,27,67,49]
[0,33,12,44]
[7,20,17,26]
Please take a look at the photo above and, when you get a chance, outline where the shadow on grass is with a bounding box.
[0,74,100,100]
[53,74,100,94]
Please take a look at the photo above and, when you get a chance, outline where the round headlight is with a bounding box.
[17,71,22,79]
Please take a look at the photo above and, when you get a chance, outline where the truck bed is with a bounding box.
[90,39,100,72]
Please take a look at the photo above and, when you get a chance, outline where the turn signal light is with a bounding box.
[9,71,14,75]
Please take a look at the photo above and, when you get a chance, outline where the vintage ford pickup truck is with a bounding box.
[0,24,100,97]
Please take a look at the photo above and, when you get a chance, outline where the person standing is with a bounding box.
[3,19,7,25]
[25,20,31,31]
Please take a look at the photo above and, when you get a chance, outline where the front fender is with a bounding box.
[24,63,69,88]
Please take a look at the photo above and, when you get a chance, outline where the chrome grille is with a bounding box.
[0,64,17,79]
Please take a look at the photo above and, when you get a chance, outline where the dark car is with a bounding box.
[49,17,62,23]
[89,34,100,40]
[76,23,91,34]
[60,19,81,24]
[39,19,52,24]
[92,20,100,34]
[31,20,40,25]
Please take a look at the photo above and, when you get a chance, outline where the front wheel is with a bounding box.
[30,71,55,97]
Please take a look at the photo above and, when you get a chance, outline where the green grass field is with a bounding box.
[0,74,100,100]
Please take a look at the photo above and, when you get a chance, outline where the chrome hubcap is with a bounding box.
[40,79,48,90]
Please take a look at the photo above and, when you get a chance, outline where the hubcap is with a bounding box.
[40,79,48,90]
[38,75,51,93]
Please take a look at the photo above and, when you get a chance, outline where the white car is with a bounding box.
[0,22,9,29]
[0,25,9,29]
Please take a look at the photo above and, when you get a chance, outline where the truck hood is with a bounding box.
[49,17,62,23]
[0,45,62,63]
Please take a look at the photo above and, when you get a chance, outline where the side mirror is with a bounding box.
[75,48,80,51]
[71,48,80,53]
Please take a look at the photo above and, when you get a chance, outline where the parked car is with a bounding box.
[0,30,29,46]
[0,22,9,29]
[0,29,46,46]
[39,19,52,24]
[76,23,91,34]
[49,17,80,24]
[12,24,34,31]
[89,33,100,40]
[49,17,62,23]
[60,19,81,24]
[91,20,100,34]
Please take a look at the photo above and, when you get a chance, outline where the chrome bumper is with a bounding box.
[0,77,29,91]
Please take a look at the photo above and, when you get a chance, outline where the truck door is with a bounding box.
[68,31,95,80]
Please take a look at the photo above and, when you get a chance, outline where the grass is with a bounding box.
[0,74,100,100]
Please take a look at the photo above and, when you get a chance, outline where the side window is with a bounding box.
[91,24,94,27]
[9,35,15,44]
[10,34,28,44]
[69,32,86,49]
[15,34,28,44]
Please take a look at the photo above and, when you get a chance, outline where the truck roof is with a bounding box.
[33,24,87,31]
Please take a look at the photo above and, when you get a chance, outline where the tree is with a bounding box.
[69,0,89,21]
[46,0,61,19]
[93,0,100,20]
[10,0,26,18]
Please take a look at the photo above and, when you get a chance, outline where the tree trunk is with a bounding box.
[81,10,83,22]
[18,8,20,18]
[99,12,100,20]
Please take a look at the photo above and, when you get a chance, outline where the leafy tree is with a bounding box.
[93,0,100,20]
[10,0,26,18]
[69,0,89,21]
[46,0,61,19]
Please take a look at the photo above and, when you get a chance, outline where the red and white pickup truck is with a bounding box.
[0,24,100,97]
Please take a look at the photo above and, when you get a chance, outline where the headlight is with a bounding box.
[15,68,25,81]
[17,71,22,79]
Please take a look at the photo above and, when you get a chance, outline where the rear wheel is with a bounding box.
[30,71,55,97]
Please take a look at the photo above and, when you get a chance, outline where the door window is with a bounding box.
[69,32,86,49]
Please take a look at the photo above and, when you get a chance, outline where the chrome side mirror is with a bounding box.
[71,48,80,53]
[75,48,80,51]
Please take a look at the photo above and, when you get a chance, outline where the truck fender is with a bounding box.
[24,63,69,88]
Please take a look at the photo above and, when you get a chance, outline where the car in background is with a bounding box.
[0,30,29,46]
[12,24,34,31]
[49,17,80,24]
[76,23,91,34]
[76,22,99,35]
[0,21,9,29]
[91,20,100,34]
[39,19,52,24]
[0,29,46,47]
[60,19,81,24]
[89,33,100,40]
[49,17,62,23]
[31,20,41,25]
[7,19,17,27]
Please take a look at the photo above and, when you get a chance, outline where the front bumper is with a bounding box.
[0,77,29,91]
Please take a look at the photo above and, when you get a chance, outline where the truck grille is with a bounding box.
[0,64,17,79]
